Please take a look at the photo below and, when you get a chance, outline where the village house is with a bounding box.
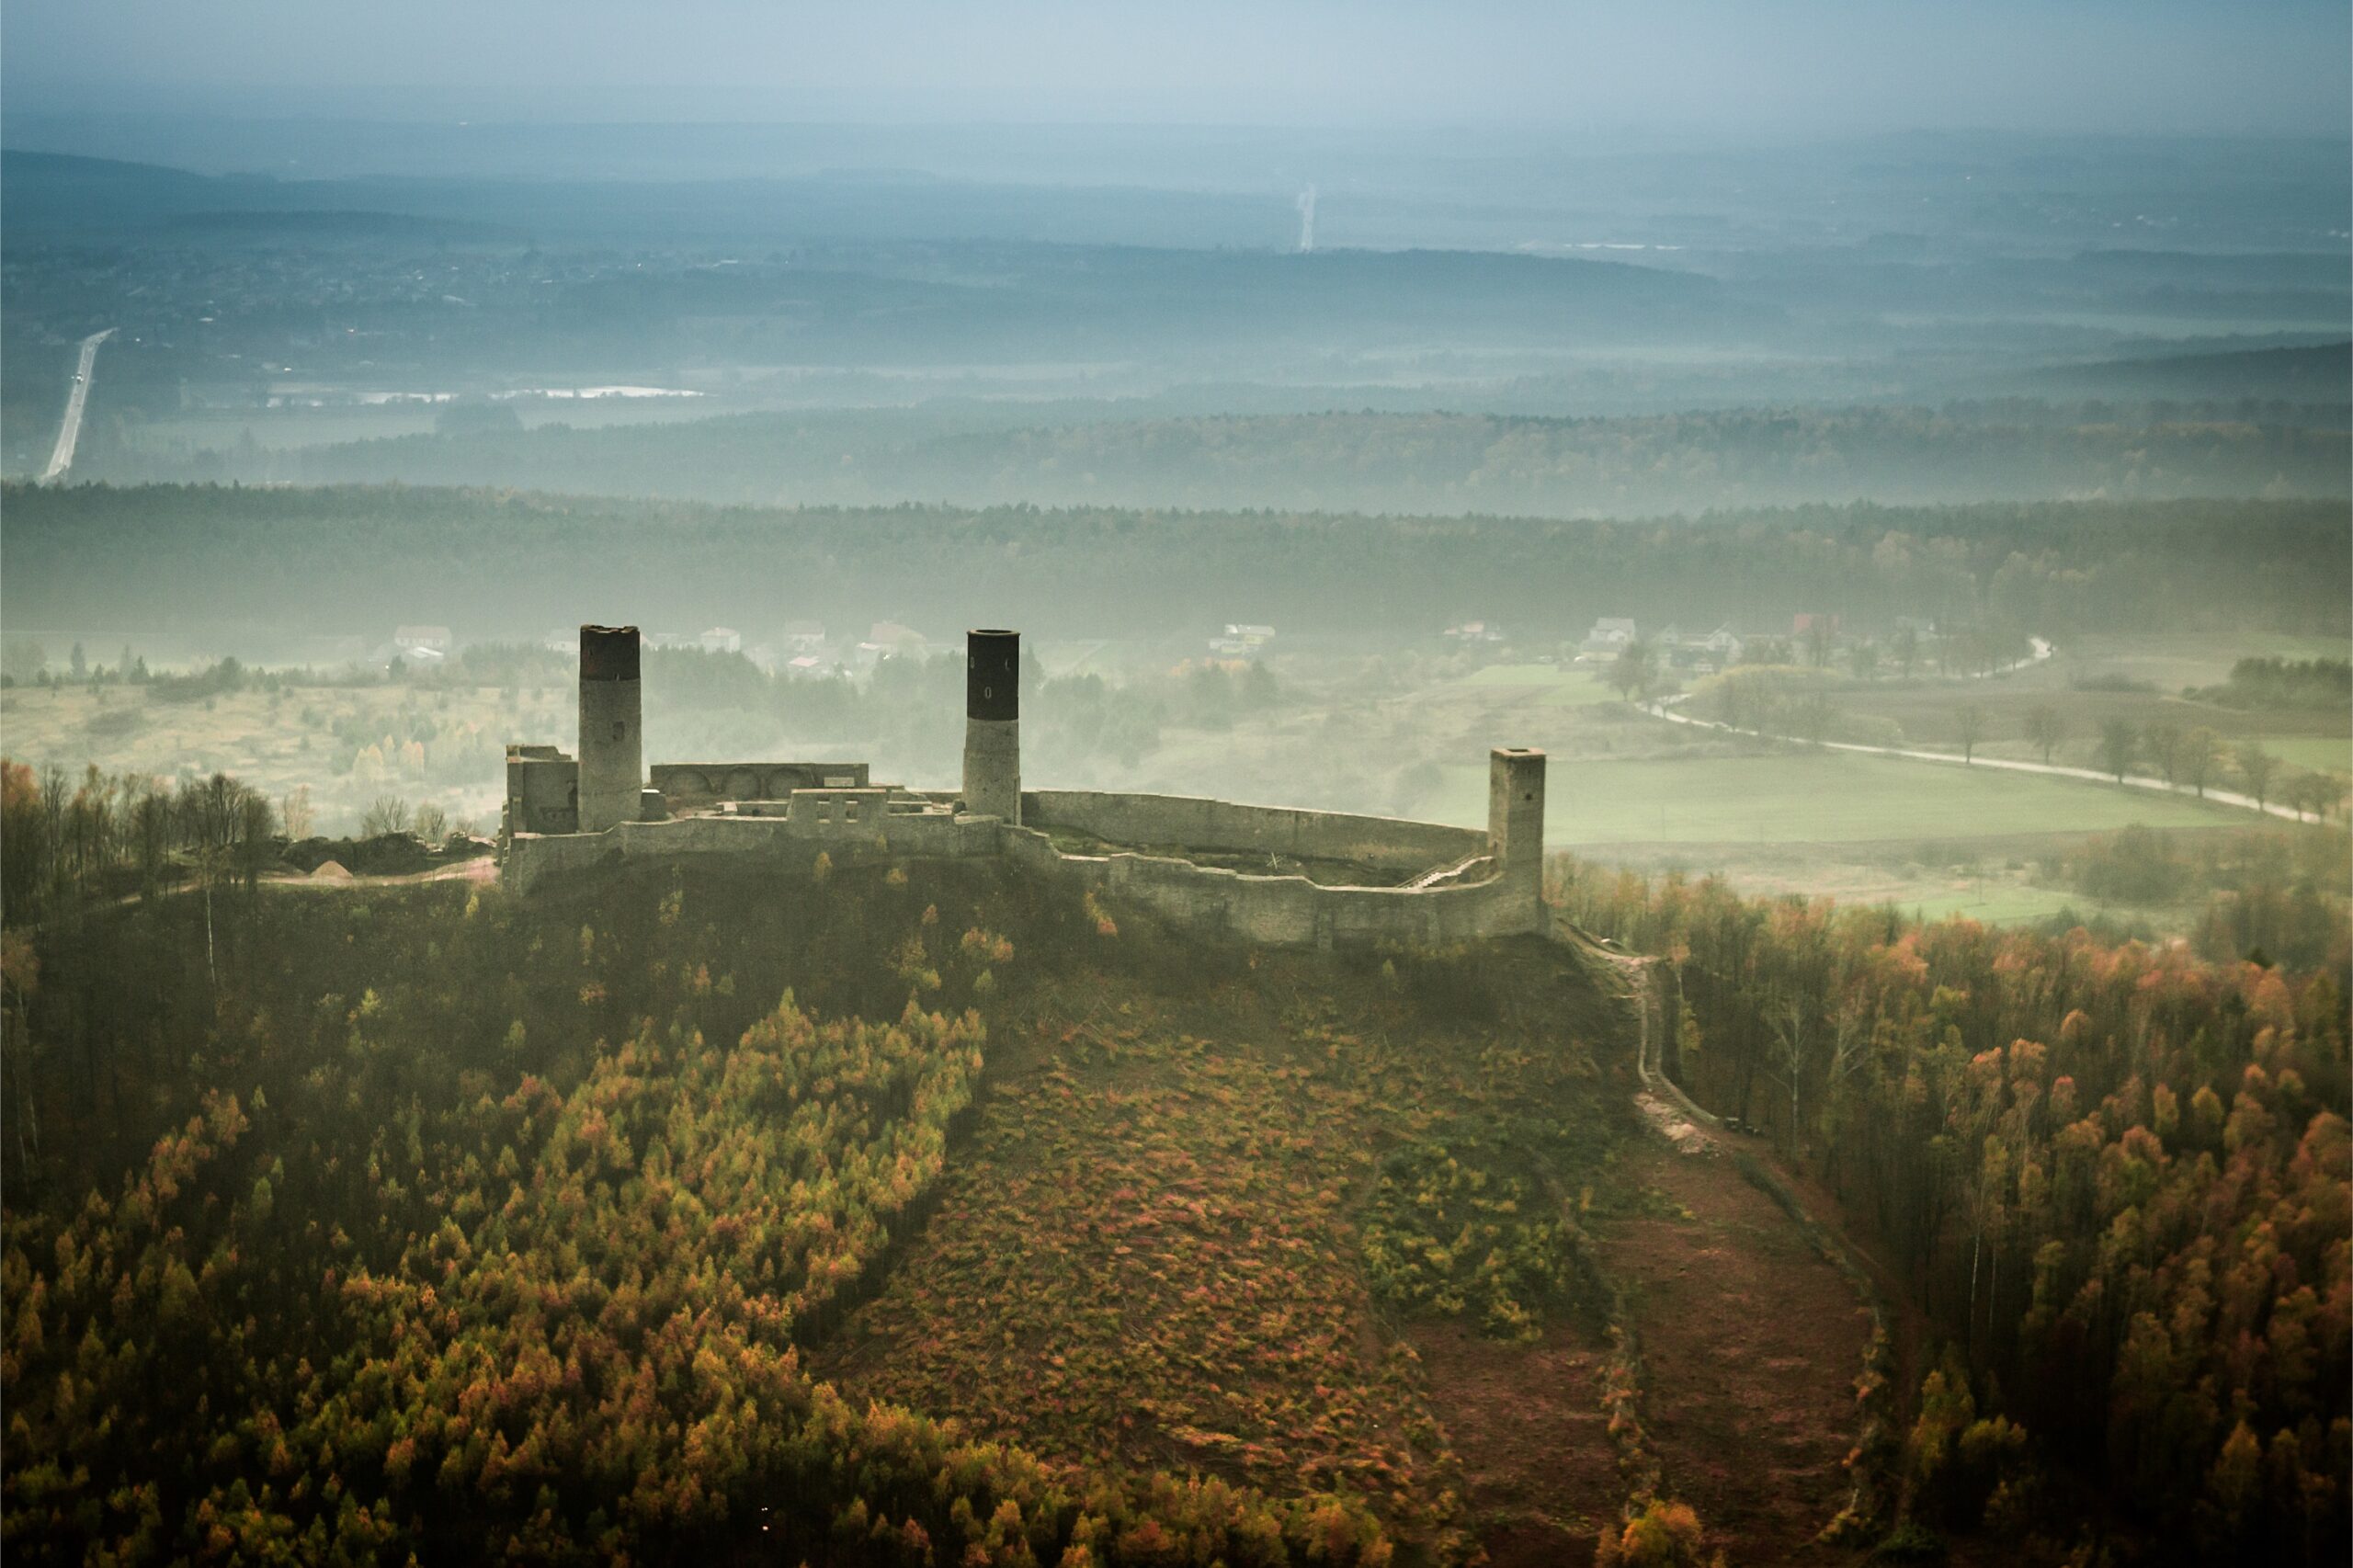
[1579,617,1638,657]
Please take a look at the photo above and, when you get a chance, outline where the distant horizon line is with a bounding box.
[3,106,2347,146]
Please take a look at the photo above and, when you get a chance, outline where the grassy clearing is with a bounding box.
[1436,748,2251,848]
[1573,838,2159,932]
[2055,631,2353,693]
[1832,681,2350,760]
[817,939,1633,1550]
[829,1020,1435,1504]
[1895,881,2107,926]
[1454,665,1612,707]
[2261,735,2353,777]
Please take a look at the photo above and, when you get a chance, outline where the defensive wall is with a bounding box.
[502,625,1549,949]
[1017,790,1483,874]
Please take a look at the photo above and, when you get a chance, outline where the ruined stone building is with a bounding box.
[504,625,1547,949]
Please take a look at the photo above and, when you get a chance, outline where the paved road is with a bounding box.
[1640,637,2316,825]
[40,328,115,483]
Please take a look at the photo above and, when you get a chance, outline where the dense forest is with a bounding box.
[1563,867,2352,1561]
[117,403,2353,516]
[6,484,2347,646]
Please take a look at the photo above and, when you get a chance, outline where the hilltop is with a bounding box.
[0,850,1895,1564]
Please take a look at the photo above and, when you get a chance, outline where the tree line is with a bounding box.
[1,761,287,920]
[6,484,2346,650]
[2192,658,2353,711]
[124,403,2353,517]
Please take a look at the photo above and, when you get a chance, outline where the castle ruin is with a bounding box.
[503,625,1548,949]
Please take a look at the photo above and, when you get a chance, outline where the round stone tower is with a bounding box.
[577,624,643,834]
[962,628,1021,823]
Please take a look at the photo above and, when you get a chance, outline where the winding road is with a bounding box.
[40,327,115,483]
[1640,637,2319,825]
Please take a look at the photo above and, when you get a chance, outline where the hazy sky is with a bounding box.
[4,0,2347,135]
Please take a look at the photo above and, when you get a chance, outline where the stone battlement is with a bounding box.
[502,625,1547,950]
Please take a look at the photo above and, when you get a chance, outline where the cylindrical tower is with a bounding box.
[578,624,643,833]
[1488,747,1546,923]
[962,629,1021,822]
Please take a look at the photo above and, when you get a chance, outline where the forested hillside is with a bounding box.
[5,741,2347,1562]
[124,404,2353,516]
[6,484,2347,644]
[1565,869,2352,1561]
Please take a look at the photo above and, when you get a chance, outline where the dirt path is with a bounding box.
[1407,1320,1617,1567]
[1598,1141,1872,1560]
[1569,938,1879,1561]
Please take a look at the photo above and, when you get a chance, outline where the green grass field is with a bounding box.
[2059,632,2353,693]
[1434,748,2258,847]
[2258,736,2353,777]
[1896,883,2109,926]
[1452,664,1613,706]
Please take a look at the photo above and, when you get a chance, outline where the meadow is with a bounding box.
[1453,664,1618,706]
[1433,749,2252,849]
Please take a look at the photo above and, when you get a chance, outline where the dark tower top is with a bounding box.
[967,630,1019,722]
[580,624,641,682]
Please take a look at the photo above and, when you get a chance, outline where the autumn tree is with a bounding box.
[2289,770,2347,824]
[1891,626,1922,678]
[279,785,314,841]
[2021,705,2066,765]
[360,796,412,837]
[2178,726,2221,797]
[1790,690,1836,745]
[1955,704,1987,765]
[2095,719,2137,783]
[1610,639,1659,703]
[2234,743,2279,813]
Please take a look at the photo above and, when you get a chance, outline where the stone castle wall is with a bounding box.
[503,804,1002,895]
[506,624,1544,949]
[506,788,1543,949]
[1000,824,1539,947]
[1020,790,1483,874]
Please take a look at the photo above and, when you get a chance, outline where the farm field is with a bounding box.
[1454,664,1616,706]
[2052,631,2353,692]
[1423,744,2343,930]
[2261,734,2353,777]
[1810,631,2352,768]
[1828,680,2349,760]
[1433,748,2253,849]
[1560,822,2309,935]
[1876,880,2109,926]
